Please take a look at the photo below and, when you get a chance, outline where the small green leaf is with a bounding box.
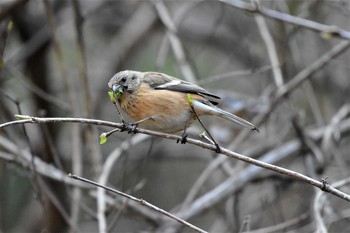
[108,91,116,103]
[186,94,193,106]
[115,89,123,99]
[100,133,107,144]
[15,114,31,120]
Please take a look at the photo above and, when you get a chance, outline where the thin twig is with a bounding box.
[69,174,208,233]
[254,1,284,87]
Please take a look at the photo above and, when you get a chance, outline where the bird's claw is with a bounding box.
[214,143,221,153]
[177,133,188,144]
[127,123,138,134]
[120,121,138,134]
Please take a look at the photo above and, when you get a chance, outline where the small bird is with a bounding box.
[108,70,258,134]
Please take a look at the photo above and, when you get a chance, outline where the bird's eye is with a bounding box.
[121,76,127,83]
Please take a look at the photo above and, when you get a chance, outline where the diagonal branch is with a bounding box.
[69,174,208,233]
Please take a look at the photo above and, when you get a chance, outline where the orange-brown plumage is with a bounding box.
[108,70,258,133]
[119,83,209,133]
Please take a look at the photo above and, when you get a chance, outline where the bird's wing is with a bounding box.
[142,72,220,99]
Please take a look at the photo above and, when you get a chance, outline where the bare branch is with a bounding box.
[69,174,208,233]
[254,2,284,87]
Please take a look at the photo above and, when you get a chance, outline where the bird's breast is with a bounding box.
[120,86,197,132]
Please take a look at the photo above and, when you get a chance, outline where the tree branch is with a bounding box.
[69,174,208,233]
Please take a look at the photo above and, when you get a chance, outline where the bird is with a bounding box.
[108,70,258,135]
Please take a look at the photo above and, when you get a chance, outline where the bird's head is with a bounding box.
[108,70,143,96]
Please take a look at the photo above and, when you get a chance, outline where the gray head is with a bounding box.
[108,70,143,94]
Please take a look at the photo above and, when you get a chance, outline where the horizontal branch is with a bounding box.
[1,115,350,203]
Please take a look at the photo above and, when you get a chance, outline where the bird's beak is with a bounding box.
[111,84,126,100]
[112,84,126,93]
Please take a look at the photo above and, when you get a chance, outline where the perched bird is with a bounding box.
[108,70,258,134]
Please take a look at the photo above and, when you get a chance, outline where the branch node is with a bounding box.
[139,199,146,205]
[68,173,77,179]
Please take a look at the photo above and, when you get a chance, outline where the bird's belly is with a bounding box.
[139,110,194,133]
[122,89,195,133]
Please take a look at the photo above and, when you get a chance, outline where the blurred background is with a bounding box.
[1,0,350,232]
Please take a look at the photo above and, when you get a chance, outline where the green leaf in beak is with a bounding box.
[108,91,116,103]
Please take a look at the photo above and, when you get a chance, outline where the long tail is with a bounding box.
[216,107,259,132]
[192,100,259,132]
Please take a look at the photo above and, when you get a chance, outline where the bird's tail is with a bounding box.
[192,100,259,132]
[216,107,259,132]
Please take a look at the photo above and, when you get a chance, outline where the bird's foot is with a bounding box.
[127,123,138,134]
[177,133,188,144]
[120,121,138,134]
[214,143,221,153]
